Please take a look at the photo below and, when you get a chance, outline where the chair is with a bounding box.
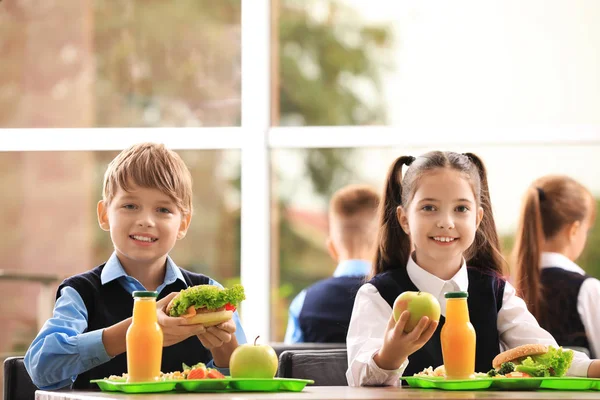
[270,342,345,357]
[277,349,348,386]
[4,356,38,400]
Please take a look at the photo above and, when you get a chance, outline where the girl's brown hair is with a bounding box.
[370,151,505,279]
[512,175,596,320]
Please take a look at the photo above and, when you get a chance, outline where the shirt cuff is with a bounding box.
[567,356,593,377]
[206,359,230,376]
[366,349,408,386]
[78,329,112,370]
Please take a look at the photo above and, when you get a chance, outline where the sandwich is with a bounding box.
[490,344,574,377]
[166,284,245,326]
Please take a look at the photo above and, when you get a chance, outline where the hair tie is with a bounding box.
[406,156,416,166]
[536,187,546,202]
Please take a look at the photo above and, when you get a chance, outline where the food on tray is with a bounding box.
[167,284,245,326]
[103,362,226,382]
[180,362,226,380]
[491,344,574,377]
[107,374,127,381]
[393,291,441,333]
[413,345,574,380]
[230,336,278,378]
[415,365,446,377]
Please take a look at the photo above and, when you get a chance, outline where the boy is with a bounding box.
[284,184,380,343]
[24,143,246,390]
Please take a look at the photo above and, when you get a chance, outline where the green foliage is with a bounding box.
[279,1,392,126]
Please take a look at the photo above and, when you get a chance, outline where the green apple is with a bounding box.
[393,291,441,333]
[230,336,278,378]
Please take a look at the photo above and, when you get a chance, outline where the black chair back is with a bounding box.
[4,356,38,400]
[277,349,348,386]
[270,342,345,357]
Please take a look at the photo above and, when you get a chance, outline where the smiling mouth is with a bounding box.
[430,236,458,243]
[130,235,158,243]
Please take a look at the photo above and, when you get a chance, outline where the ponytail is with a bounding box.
[512,187,551,321]
[370,156,414,279]
[463,152,506,276]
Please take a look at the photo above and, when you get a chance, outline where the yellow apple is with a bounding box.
[393,291,441,333]
[229,336,278,378]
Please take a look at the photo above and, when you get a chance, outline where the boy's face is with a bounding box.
[97,183,191,270]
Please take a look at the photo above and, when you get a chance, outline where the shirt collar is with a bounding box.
[333,259,371,277]
[540,252,585,275]
[101,252,186,286]
[406,253,469,298]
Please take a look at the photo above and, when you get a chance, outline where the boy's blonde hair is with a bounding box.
[329,184,380,252]
[102,142,193,215]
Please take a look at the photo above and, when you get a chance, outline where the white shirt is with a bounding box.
[346,255,592,386]
[541,252,600,359]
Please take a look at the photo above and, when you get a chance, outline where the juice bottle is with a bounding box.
[126,291,163,383]
[440,291,476,379]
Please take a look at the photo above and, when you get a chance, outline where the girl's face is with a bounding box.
[397,168,483,276]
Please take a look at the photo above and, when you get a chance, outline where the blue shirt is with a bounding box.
[24,253,247,390]
[284,259,370,344]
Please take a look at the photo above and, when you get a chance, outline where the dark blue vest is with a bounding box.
[57,264,212,389]
[299,276,365,343]
[369,266,504,379]
[539,267,591,352]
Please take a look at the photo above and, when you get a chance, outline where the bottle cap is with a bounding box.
[132,291,159,298]
[444,291,468,299]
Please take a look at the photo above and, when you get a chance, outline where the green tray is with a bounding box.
[90,379,176,394]
[403,376,600,391]
[91,377,314,393]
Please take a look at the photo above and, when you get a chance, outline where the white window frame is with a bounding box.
[2,0,600,342]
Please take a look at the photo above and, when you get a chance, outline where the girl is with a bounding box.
[345,151,600,386]
[513,175,599,358]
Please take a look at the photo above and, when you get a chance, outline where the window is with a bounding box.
[0,0,599,352]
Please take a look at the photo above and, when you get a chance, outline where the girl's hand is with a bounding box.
[156,292,207,346]
[374,310,438,370]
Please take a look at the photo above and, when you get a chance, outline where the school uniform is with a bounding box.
[24,252,247,390]
[284,260,370,344]
[540,252,600,358]
[345,254,592,387]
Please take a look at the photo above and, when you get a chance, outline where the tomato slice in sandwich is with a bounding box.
[225,303,236,312]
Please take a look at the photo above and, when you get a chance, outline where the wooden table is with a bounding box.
[35,387,600,400]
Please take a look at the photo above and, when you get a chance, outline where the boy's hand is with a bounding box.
[156,292,207,347]
[374,310,438,371]
[196,319,236,350]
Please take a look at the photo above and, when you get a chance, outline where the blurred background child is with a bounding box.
[513,175,599,358]
[284,184,380,343]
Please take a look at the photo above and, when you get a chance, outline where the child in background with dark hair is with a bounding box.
[513,175,599,358]
[346,151,600,386]
[284,184,380,344]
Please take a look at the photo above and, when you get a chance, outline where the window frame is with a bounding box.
[2,0,600,342]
